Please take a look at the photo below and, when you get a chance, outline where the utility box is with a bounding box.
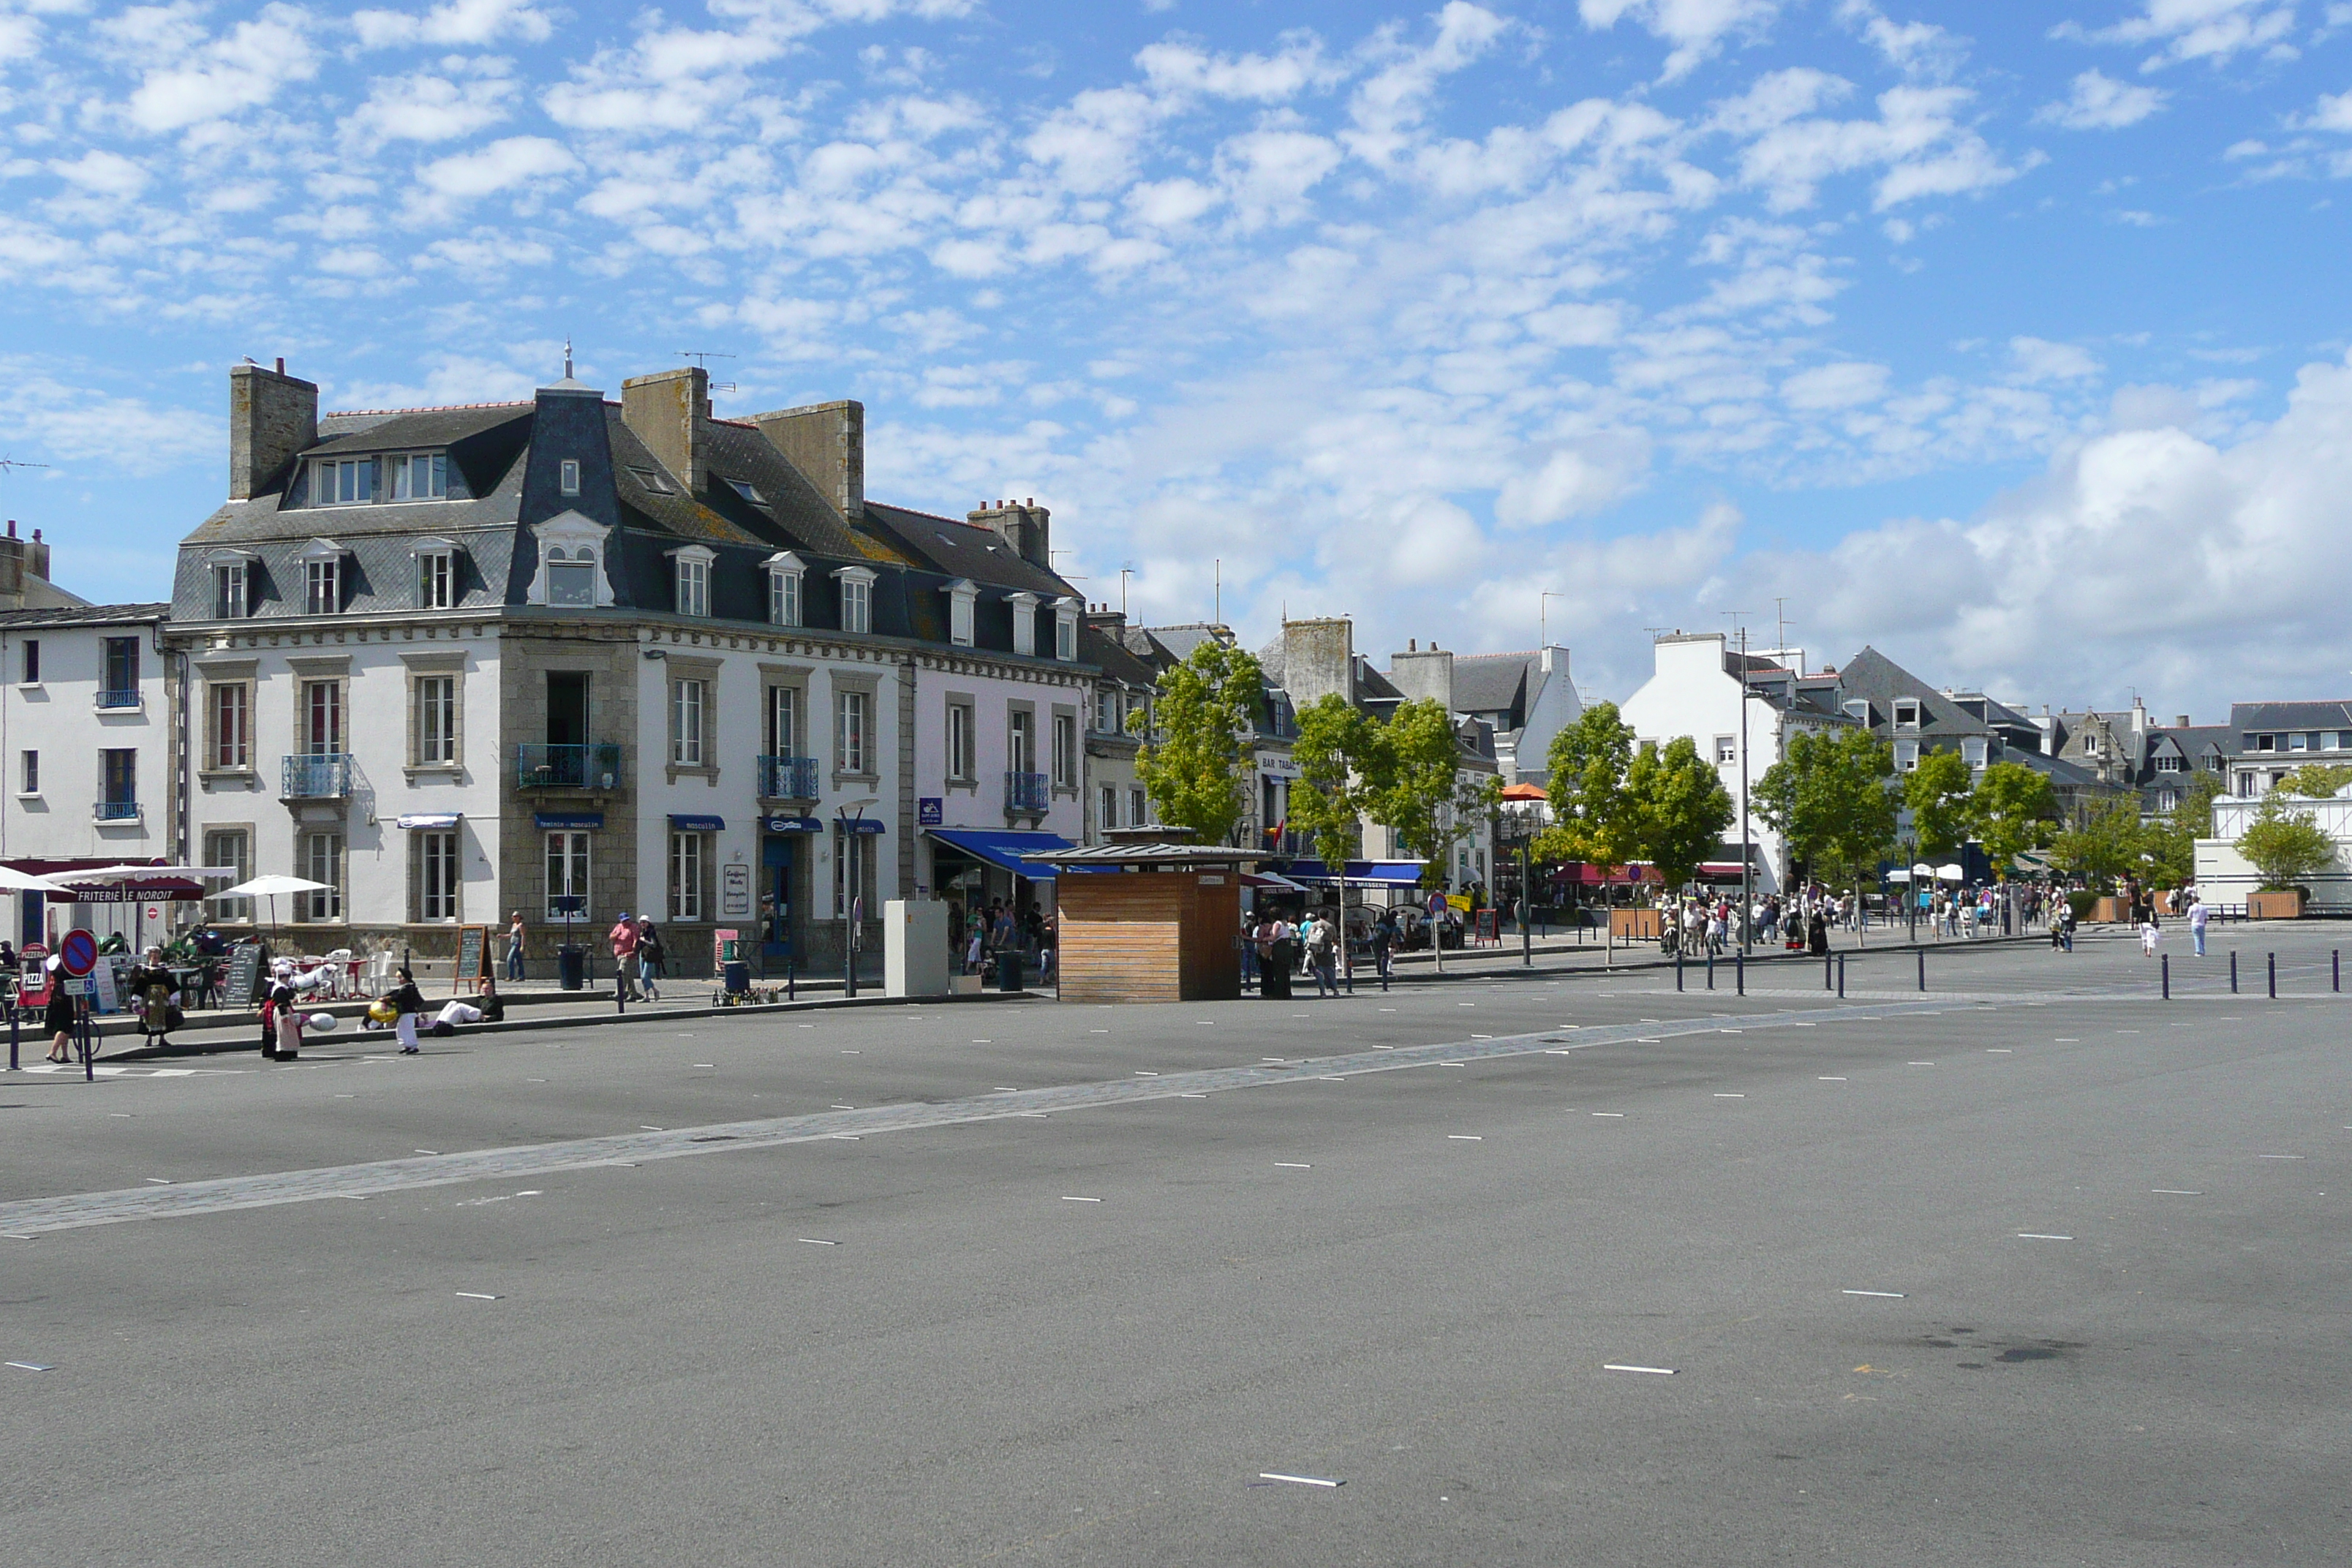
[884,900,950,998]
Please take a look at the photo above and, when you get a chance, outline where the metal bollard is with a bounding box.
[2230,951,2239,994]
[1836,952,1846,998]
[1706,951,1715,990]
[2336,949,2341,993]
[2161,953,2169,1000]
[1676,951,1684,992]
[1917,949,1926,993]
[1824,952,1833,991]
[7,1003,15,1072]
[1736,951,1745,996]
[2268,951,2277,999]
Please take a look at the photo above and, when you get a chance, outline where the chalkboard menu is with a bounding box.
[226,943,264,1010]
[453,925,491,995]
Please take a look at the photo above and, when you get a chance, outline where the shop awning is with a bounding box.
[927,828,1074,879]
[668,815,726,832]
[1243,870,1311,892]
[1275,859,1428,885]
[1555,862,1662,886]
[534,812,604,830]
[762,815,824,833]
[395,813,461,830]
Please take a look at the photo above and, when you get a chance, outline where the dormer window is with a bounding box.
[1893,699,1921,729]
[412,538,458,610]
[389,452,447,500]
[668,544,716,617]
[529,511,612,608]
[625,465,672,494]
[546,549,595,606]
[559,459,581,497]
[1053,598,1079,661]
[312,457,374,506]
[298,539,346,614]
[764,551,805,627]
[725,478,759,502]
[1008,591,1039,657]
[943,578,978,647]
[834,565,876,636]
[207,551,255,619]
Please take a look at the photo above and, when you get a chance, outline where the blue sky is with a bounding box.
[4,0,2352,718]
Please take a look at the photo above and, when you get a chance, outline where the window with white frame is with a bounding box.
[416,548,454,609]
[559,459,580,496]
[312,458,374,506]
[1096,690,1115,732]
[944,579,976,646]
[671,547,714,617]
[1009,708,1033,774]
[946,700,973,783]
[768,685,800,758]
[304,557,341,614]
[1055,604,1077,661]
[837,689,870,775]
[1961,737,1987,768]
[2291,732,2312,751]
[18,750,34,794]
[299,832,344,921]
[1131,786,1147,826]
[1714,735,1736,764]
[1100,785,1117,830]
[1009,592,1038,657]
[766,553,804,627]
[669,831,705,921]
[2155,753,2182,772]
[546,547,597,606]
[411,830,460,922]
[1895,739,1919,771]
[1893,700,1921,728]
[389,452,446,500]
[837,568,873,635]
[671,677,708,766]
[209,683,249,770]
[205,829,252,921]
[303,680,344,754]
[212,561,248,619]
[545,830,589,921]
[1052,712,1077,788]
[414,675,457,766]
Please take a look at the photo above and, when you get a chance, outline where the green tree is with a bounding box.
[1129,638,1264,844]
[2049,797,2146,890]
[2236,799,2336,890]
[1371,698,1502,973]
[1531,701,1641,870]
[1289,694,1379,877]
[2142,771,2223,885]
[1626,736,1735,890]
[2277,763,2352,799]
[1904,749,1977,859]
[1753,728,1897,933]
[1970,761,2058,876]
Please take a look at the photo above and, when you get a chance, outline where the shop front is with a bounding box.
[924,827,1074,964]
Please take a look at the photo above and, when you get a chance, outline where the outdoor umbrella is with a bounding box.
[213,875,331,951]
[64,864,239,951]
[0,866,75,893]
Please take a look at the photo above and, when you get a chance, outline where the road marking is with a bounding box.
[1544,1049,1575,1055]
[1134,1071,1159,1077]
[1842,1290,1905,1298]
[831,1104,854,1110]
[1061,1195,1102,1202]
[2017,1233,2073,1240]
[143,1178,172,1186]
[7,1361,55,1371]
[1447,1134,1482,1141]
[1090,1029,1109,1033]
[2054,1038,2078,1042]
[1471,1033,1493,1039]
[1258,1472,1342,1488]
[454,1292,500,1300]
[1819,1076,1847,1081]
[799,1237,838,1245]
[1319,1075,1346,1082]
[1987,1048,2011,1053]
[1604,1364,1676,1375]
[640,1126,664,1131]
[1714,1093,1744,1098]
[1178,1093,1207,1098]
[1908,1061,1934,1066]
[2258,1154,2304,1159]
[1275,1162,1312,1169]
[1592,1112,1624,1117]
[2151,1189,2201,1195]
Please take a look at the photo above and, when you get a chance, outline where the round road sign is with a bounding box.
[58,928,98,978]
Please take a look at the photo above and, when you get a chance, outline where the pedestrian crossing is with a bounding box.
[12,1063,244,1078]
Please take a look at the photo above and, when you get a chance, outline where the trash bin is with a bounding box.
[557,943,586,992]
[997,951,1025,992]
[722,960,750,995]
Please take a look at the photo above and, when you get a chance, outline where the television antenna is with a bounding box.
[0,456,49,476]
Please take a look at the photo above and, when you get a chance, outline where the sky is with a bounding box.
[3,0,2351,723]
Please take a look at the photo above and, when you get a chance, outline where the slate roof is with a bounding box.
[1451,652,1537,723]
[0,601,165,627]
[1829,647,1994,738]
[2229,700,2352,735]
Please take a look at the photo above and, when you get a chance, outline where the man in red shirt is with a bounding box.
[608,912,641,1000]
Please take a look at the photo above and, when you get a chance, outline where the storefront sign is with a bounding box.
[721,863,752,917]
[918,797,943,825]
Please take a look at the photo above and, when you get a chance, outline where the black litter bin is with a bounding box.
[557,944,586,992]
[1261,941,1294,999]
[722,960,750,994]
[997,951,1025,992]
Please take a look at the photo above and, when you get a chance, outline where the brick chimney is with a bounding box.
[1282,617,1355,709]
[750,399,863,519]
[1389,641,1455,712]
[970,497,1049,569]
[229,359,317,500]
[620,366,710,494]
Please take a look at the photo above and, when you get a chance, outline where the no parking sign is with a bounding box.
[57,928,97,978]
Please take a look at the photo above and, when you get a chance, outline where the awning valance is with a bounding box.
[1273,859,1427,885]
[927,827,1074,879]
[395,813,461,830]
[534,812,604,830]
[763,815,824,833]
[668,815,726,832]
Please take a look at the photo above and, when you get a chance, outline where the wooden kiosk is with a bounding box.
[1028,833,1261,1003]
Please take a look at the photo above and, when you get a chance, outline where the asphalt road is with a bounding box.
[2,929,2347,1566]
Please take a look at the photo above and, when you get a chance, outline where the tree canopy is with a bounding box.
[1532,702,1641,869]
[1903,749,1976,859]
[1289,693,1377,874]
[1372,698,1501,888]
[1626,736,1735,890]
[2276,763,2352,800]
[2236,799,2336,890]
[1129,638,1263,844]
[1969,761,2058,875]
[1752,728,1897,887]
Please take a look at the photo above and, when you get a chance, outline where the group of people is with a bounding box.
[959,900,1055,983]
[606,913,670,1000]
[1243,906,1405,996]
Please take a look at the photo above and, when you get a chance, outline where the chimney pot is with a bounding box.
[228,359,319,501]
[747,399,864,519]
[274,356,284,374]
[4,520,13,538]
[2176,715,2190,728]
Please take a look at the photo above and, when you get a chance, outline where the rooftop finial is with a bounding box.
[563,336,573,380]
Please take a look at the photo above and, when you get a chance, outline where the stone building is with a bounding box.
[170,358,1088,974]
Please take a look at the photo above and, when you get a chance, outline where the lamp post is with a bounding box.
[834,797,878,998]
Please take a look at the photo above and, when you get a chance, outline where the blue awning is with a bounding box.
[843,818,886,835]
[535,812,604,830]
[1274,859,1427,885]
[394,813,461,830]
[763,815,824,833]
[668,814,726,832]
[927,827,1075,880]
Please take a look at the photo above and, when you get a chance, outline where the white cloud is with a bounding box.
[1725,80,2029,211]
[1580,0,1783,83]
[419,135,578,201]
[1346,1,1511,164]
[2062,0,2299,71]
[47,150,150,198]
[352,0,552,48]
[2037,69,2168,130]
[345,75,516,146]
[1496,433,1652,527]
[1836,1,1967,78]
[120,4,318,134]
[2008,336,2103,382]
[1781,361,1890,410]
[2307,90,2352,133]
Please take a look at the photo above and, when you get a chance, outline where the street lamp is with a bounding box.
[834,796,878,998]
[1495,793,1544,968]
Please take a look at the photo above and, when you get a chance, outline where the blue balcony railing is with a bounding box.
[516,742,624,791]
[280,753,353,799]
[758,755,821,800]
[94,799,140,821]
[1005,770,1050,814]
[97,687,140,710]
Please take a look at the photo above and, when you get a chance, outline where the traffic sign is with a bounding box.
[57,928,97,979]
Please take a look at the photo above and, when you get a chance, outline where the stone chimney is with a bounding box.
[620,366,710,494]
[1388,642,1456,712]
[0,522,22,606]
[970,498,1050,570]
[750,399,864,519]
[1282,617,1355,709]
[229,358,317,500]
[2176,715,2190,729]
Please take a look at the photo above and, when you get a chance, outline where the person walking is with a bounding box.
[635,915,666,1000]
[1371,908,1397,991]
[1307,911,1340,997]
[2189,893,2209,958]
[271,969,308,1060]
[390,966,427,1055]
[2140,916,2161,958]
[608,913,641,1001]
[505,911,527,981]
[43,955,78,1064]
[128,946,181,1050]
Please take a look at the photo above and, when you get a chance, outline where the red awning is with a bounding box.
[1552,863,1661,886]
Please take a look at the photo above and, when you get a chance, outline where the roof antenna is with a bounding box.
[563,336,573,380]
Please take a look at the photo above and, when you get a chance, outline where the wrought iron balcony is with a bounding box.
[516,743,625,791]
[94,799,140,822]
[1005,770,1050,814]
[757,755,821,801]
[280,753,353,799]
[97,688,141,710]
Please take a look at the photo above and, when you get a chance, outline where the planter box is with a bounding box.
[2092,897,2125,924]
[1610,908,1662,942]
[2250,889,2307,921]
[950,973,984,995]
